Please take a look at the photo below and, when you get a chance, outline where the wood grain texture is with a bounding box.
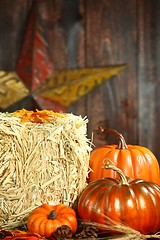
[0,0,32,70]
[84,0,138,148]
[137,0,160,159]
[0,0,160,160]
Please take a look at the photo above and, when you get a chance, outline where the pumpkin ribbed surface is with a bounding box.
[79,165,160,234]
[89,144,160,184]
[89,128,160,185]
[27,204,77,238]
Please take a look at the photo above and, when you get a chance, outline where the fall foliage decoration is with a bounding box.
[88,127,160,185]
[27,204,78,238]
[12,108,65,123]
[78,163,160,235]
[1,230,42,240]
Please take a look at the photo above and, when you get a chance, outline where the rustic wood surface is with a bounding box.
[0,0,160,161]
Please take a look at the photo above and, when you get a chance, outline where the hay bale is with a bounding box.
[0,109,92,229]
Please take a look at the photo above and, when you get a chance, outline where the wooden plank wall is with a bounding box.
[0,0,160,161]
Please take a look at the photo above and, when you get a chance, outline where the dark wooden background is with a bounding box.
[0,0,160,161]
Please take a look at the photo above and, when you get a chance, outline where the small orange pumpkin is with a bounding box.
[89,127,160,185]
[27,204,78,238]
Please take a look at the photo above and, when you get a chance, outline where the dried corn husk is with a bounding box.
[0,109,92,229]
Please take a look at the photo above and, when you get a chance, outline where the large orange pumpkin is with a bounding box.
[78,164,160,234]
[27,204,77,238]
[89,127,160,185]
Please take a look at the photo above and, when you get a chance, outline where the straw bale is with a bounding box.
[0,109,92,229]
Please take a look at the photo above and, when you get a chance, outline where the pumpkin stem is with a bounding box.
[48,210,56,220]
[94,127,128,150]
[103,163,129,185]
